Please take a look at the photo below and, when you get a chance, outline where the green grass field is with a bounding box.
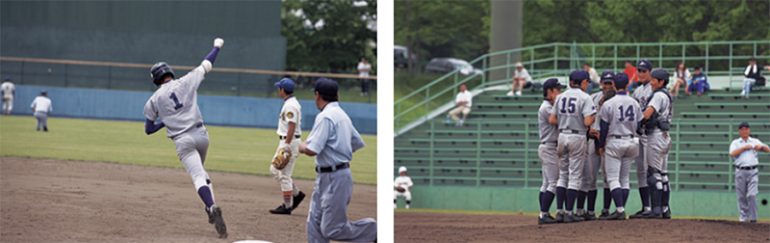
[0,116,376,184]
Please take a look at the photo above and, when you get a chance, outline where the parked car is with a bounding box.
[394,45,413,69]
[425,58,483,76]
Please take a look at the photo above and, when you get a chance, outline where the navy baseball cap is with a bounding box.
[614,72,629,88]
[739,122,750,129]
[3,76,10,81]
[600,71,615,83]
[542,78,565,97]
[651,69,670,81]
[637,59,653,71]
[314,78,338,98]
[569,70,589,82]
[274,78,295,93]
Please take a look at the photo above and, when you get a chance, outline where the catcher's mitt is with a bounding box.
[272,147,291,170]
[395,187,406,192]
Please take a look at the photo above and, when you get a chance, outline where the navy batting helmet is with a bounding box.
[150,62,175,85]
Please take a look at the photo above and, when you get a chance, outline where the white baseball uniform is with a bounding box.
[553,88,596,191]
[1,81,15,114]
[271,96,302,193]
[394,175,414,202]
[30,95,52,131]
[632,83,652,188]
[729,137,766,222]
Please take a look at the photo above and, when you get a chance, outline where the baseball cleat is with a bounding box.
[629,209,650,219]
[583,212,596,221]
[606,211,626,220]
[662,208,671,219]
[269,204,292,215]
[538,214,558,225]
[292,191,306,210]
[563,214,584,223]
[207,205,228,239]
[640,211,662,219]
[598,210,610,220]
[555,212,565,223]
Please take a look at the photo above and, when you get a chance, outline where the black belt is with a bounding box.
[735,165,757,170]
[279,135,301,140]
[541,141,557,145]
[316,163,350,173]
[612,135,635,139]
[560,129,584,134]
[195,122,203,128]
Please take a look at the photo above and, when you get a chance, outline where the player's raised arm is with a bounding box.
[180,38,224,91]
[200,38,224,73]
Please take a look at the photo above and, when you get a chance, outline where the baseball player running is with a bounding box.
[597,73,641,220]
[629,59,654,218]
[268,77,306,215]
[549,70,596,223]
[30,91,52,132]
[578,71,616,220]
[1,77,15,115]
[299,78,377,243]
[143,38,227,238]
[394,166,414,209]
[730,122,770,223]
[537,78,565,224]
[637,69,674,219]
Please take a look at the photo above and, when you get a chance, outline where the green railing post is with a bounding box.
[729,43,733,88]
[728,123,733,191]
[613,45,618,71]
[591,45,596,68]
[636,45,640,63]
[482,57,487,85]
[675,122,681,191]
[524,121,529,188]
[681,44,686,64]
[430,120,435,186]
[658,43,663,67]
[553,45,558,74]
[530,48,535,73]
[476,122,482,187]
[507,52,512,80]
[705,43,710,74]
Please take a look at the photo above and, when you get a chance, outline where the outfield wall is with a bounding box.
[7,85,377,134]
[401,186,770,219]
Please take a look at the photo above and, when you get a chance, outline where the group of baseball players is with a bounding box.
[538,60,675,224]
[1,77,54,132]
[142,38,376,242]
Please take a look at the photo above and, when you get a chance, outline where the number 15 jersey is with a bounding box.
[599,94,642,136]
[144,65,207,138]
[552,88,596,133]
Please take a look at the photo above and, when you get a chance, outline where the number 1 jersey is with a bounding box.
[144,65,207,138]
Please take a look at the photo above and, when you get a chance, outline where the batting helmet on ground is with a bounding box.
[150,62,175,86]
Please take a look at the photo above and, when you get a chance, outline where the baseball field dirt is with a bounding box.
[396,211,770,242]
[0,157,377,242]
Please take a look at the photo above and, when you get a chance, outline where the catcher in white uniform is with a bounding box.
[394,166,414,209]
[268,77,306,215]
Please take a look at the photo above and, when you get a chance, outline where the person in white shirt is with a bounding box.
[447,83,472,126]
[267,78,306,215]
[508,62,532,96]
[357,57,372,96]
[583,63,600,92]
[741,58,762,98]
[670,62,691,97]
[30,91,52,132]
[729,122,770,223]
[1,77,15,115]
[394,166,414,209]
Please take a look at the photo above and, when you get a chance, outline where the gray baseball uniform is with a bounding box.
[600,94,642,191]
[553,88,596,190]
[583,92,604,192]
[729,137,766,222]
[538,100,562,194]
[645,90,673,186]
[632,83,652,188]
[144,65,214,195]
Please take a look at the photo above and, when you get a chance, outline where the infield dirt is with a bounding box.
[0,157,376,242]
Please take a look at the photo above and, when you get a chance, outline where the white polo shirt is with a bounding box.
[455,90,472,108]
[729,137,767,167]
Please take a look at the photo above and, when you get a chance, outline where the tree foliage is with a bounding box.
[282,0,377,73]
[395,0,770,65]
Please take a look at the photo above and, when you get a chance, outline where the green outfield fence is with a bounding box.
[395,40,770,131]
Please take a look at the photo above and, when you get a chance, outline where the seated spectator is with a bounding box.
[670,62,691,97]
[583,63,600,92]
[741,58,762,98]
[688,66,709,96]
[447,83,472,126]
[508,62,532,97]
[624,60,639,91]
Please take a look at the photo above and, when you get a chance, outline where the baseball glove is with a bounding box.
[395,187,406,192]
[272,147,291,170]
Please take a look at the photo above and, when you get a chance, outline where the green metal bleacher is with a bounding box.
[395,90,770,192]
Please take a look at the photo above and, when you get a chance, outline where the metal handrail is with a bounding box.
[395,40,770,132]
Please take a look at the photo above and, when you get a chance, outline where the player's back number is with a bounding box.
[170,92,184,110]
[617,105,635,122]
[559,97,577,114]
